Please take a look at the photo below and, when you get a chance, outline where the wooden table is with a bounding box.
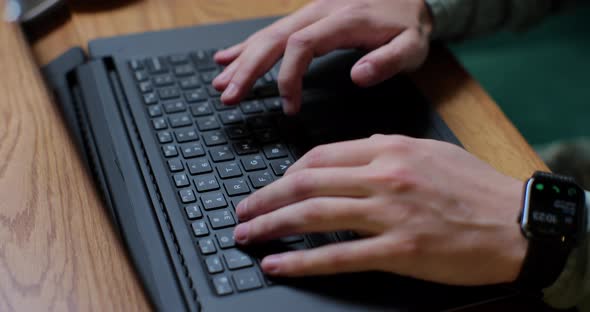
[0,0,550,311]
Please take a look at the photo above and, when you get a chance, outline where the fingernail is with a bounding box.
[262,255,283,274]
[234,223,249,244]
[355,62,375,80]
[222,82,238,100]
[236,198,248,219]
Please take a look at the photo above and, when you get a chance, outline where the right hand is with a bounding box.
[212,0,434,114]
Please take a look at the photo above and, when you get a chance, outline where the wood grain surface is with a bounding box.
[1,0,548,311]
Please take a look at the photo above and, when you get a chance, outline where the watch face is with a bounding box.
[523,176,585,243]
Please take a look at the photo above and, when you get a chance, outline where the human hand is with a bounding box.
[212,0,433,114]
[233,135,528,286]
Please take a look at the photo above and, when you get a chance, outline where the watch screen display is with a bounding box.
[526,178,584,241]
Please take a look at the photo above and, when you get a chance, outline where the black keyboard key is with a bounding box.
[264,98,283,112]
[263,144,288,159]
[158,86,181,100]
[174,64,195,77]
[270,159,293,176]
[216,162,242,179]
[246,115,272,129]
[192,220,209,237]
[168,54,189,65]
[280,235,304,244]
[308,233,335,248]
[249,171,274,189]
[212,275,233,296]
[153,73,175,87]
[179,76,200,90]
[224,178,250,196]
[167,158,184,172]
[143,92,158,105]
[224,250,253,270]
[240,100,264,114]
[157,131,173,143]
[185,88,208,102]
[211,98,232,111]
[201,69,221,84]
[201,192,228,210]
[194,175,220,192]
[233,269,262,292]
[226,125,250,139]
[208,209,236,229]
[145,57,168,74]
[209,146,234,162]
[138,81,153,93]
[147,104,163,117]
[216,228,236,249]
[168,113,192,128]
[203,131,228,147]
[241,155,266,171]
[175,128,199,143]
[185,204,202,220]
[206,256,224,274]
[233,141,258,155]
[163,100,187,113]
[179,188,197,203]
[190,101,213,116]
[174,173,190,187]
[187,158,213,175]
[199,238,217,255]
[191,50,216,70]
[219,110,243,125]
[207,85,221,97]
[231,195,249,210]
[255,129,279,144]
[129,59,144,71]
[196,116,220,131]
[152,117,167,130]
[180,142,205,158]
[135,70,149,82]
[162,144,178,157]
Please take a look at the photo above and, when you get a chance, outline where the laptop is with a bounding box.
[42,16,519,311]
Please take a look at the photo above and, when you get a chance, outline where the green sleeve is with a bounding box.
[423,0,575,40]
[542,191,590,310]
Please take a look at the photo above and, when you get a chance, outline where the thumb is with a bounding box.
[350,28,429,88]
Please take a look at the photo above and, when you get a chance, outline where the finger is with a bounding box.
[236,167,371,221]
[220,39,286,104]
[219,2,328,104]
[212,58,241,91]
[260,237,384,277]
[278,12,369,114]
[350,28,428,88]
[234,197,372,244]
[286,137,383,175]
[214,42,246,65]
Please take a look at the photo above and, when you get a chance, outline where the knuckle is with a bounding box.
[287,32,313,50]
[303,146,325,167]
[390,235,423,258]
[383,135,413,153]
[370,164,418,192]
[290,171,314,198]
[300,204,325,223]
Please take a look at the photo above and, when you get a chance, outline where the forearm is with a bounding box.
[543,191,590,310]
[424,0,578,40]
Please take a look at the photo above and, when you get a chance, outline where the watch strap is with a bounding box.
[516,239,570,290]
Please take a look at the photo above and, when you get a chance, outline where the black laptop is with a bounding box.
[42,16,519,311]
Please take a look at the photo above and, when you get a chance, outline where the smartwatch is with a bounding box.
[517,171,586,291]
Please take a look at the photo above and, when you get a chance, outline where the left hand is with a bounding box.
[233,134,527,286]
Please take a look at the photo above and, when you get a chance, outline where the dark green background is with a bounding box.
[450,5,589,146]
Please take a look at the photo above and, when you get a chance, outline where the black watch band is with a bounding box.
[516,239,569,290]
[516,171,584,291]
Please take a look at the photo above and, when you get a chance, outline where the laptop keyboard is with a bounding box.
[128,50,356,296]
